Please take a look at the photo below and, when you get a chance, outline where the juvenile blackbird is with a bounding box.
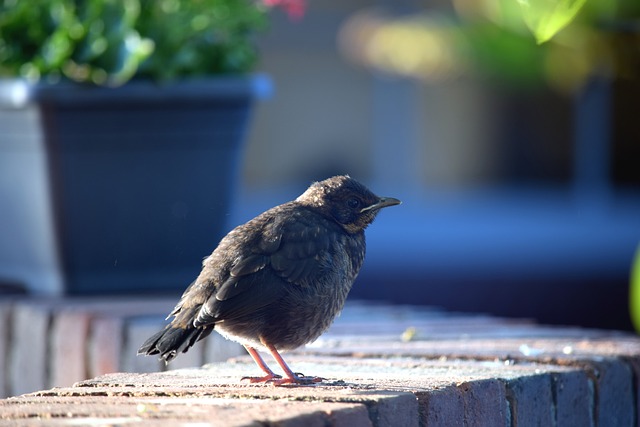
[138,175,400,384]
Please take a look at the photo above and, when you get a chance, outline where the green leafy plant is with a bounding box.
[518,0,589,44]
[630,244,640,332]
[0,0,287,85]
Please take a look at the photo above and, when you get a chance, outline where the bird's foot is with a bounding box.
[268,373,325,386]
[241,373,282,383]
[241,373,323,385]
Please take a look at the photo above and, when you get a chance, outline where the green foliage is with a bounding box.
[518,0,589,44]
[464,23,548,86]
[630,244,640,332]
[0,0,268,85]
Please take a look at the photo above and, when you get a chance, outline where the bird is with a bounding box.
[138,175,401,385]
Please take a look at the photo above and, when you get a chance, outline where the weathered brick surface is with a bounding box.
[551,370,593,427]
[1,298,640,426]
[50,355,599,426]
[0,297,179,397]
[0,394,372,427]
[9,301,50,396]
[458,379,508,427]
[417,385,464,427]
[50,310,91,388]
[0,302,11,399]
[505,373,554,427]
[369,391,419,427]
[88,316,123,378]
[329,403,373,427]
[622,356,640,427]
[587,358,634,427]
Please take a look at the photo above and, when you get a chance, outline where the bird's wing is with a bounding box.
[194,210,336,325]
[268,217,333,286]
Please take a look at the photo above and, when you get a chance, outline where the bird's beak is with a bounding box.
[360,197,402,213]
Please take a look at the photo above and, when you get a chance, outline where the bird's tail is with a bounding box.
[137,307,213,363]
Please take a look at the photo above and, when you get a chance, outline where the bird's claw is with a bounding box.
[269,374,325,386]
[241,374,282,383]
[241,373,324,386]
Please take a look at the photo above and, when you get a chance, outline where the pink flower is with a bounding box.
[261,0,306,21]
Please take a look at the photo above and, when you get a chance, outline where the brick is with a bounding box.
[459,379,508,427]
[0,302,11,398]
[35,297,175,317]
[3,299,640,426]
[0,393,370,427]
[9,302,50,396]
[88,316,124,378]
[324,308,533,340]
[303,334,640,363]
[360,391,419,427]
[621,357,640,427]
[504,373,553,427]
[418,386,464,427]
[587,358,634,427]
[72,369,420,427]
[50,310,91,388]
[329,403,373,427]
[551,370,593,427]
[253,401,337,427]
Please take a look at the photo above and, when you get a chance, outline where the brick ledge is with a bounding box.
[1,301,639,426]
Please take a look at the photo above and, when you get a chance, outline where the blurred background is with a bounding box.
[234,0,640,330]
[1,0,639,332]
[0,0,640,399]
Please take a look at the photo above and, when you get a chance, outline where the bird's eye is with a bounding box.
[347,198,360,209]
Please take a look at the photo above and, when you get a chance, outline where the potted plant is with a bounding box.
[0,0,301,295]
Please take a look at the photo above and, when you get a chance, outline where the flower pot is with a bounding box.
[0,76,270,295]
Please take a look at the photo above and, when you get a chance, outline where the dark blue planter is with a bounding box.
[0,76,270,295]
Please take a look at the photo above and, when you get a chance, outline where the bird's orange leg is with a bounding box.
[242,345,282,383]
[264,343,323,385]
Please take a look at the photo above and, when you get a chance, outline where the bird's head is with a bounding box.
[296,175,401,233]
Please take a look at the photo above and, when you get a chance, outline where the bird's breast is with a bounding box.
[214,230,367,352]
[262,232,366,350]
